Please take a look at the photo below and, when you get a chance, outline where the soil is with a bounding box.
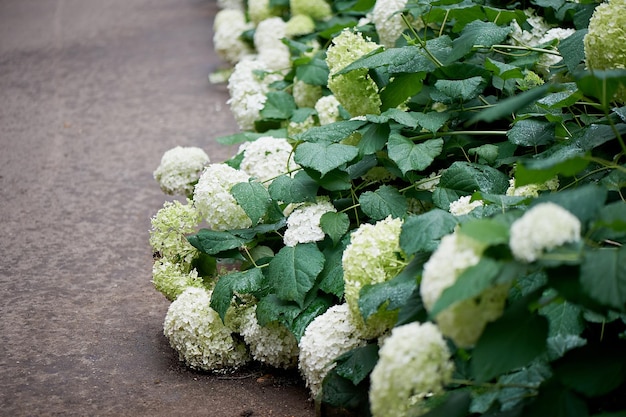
[0,0,315,415]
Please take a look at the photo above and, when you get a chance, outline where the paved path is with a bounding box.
[0,0,314,415]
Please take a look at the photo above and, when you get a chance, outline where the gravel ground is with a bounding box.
[0,0,315,415]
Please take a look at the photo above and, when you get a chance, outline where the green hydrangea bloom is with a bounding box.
[326,29,382,117]
[289,0,332,21]
[149,199,202,267]
[286,14,316,37]
[342,216,406,339]
[152,259,204,301]
[584,0,626,102]
[292,78,323,108]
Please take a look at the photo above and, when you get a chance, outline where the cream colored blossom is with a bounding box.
[298,304,366,397]
[254,17,291,72]
[289,0,332,20]
[509,202,581,262]
[149,199,202,267]
[506,176,559,198]
[163,287,250,372]
[153,146,210,196]
[293,78,323,108]
[283,198,336,247]
[237,136,299,183]
[342,216,406,338]
[213,9,254,65]
[448,195,484,216]
[371,0,409,48]
[421,230,509,347]
[193,164,252,231]
[286,14,316,37]
[369,322,454,417]
[152,259,203,301]
[315,95,342,125]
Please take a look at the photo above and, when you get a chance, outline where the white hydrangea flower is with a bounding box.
[415,171,441,192]
[293,78,323,108]
[153,146,210,196]
[506,176,559,198]
[149,199,202,267]
[369,322,455,417]
[509,202,581,262]
[254,17,291,72]
[298,304,366,398]
[238,305,299,369]
[421,230,510,347]
[238,136,299,183]
[315,95,342,125]
[287,114,317,137]
[289,0,332,20]
[371,0,409,48]
[283,197,336,247]
[448,195,484,216]
[247,0,275,24]
[163,287,250,372]
[193,164,252,231]
[213,9,255,65]
[227,58,283,131]
[342,216,406,339]
[152,259,203,301]
[286,14,316,37]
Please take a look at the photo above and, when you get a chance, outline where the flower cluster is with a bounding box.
[342,216,406,338]
[283,198,336,247]
[163,287,250,372]
[369,322,454,417]
[509,202,581,262]
[152,259,204,301]
[237,136,299,183]
[421,230,509,348]
[298,304,366,397]
[213,9,254,65]
[149,199,202,267]
[153,146,210,196]
[193,163,252,231]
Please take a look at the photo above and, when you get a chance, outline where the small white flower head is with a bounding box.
[149,199,202,266]
[287,114,317,137]
[286,14,316,37]
[227,58,283,131]
[293,78,323,108]
[448,195,484,216]
[421,230,509,348]
[509,202,581,262]
[152,259,203,301]
[163,287,250,372]
[247,0,276,24]
[342,216,406,339]
[289,0,332,21]
[584,0,626,102]
[369,322,455,417]
[254,17,291,72]
[314,95,342,125]
[238,305,299,369]
[283,197,337,247]
[213,9,255,66]
[506,176,559,198]
[298,304,366,398]
[217,0,244,10]
[237,136,299,184]
[415,171,441,192]
[371,0,409,48]
[326,29,382,116]
[193,164,252,231]
[153,146,210,196]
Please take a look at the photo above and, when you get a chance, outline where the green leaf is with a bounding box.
[320,211,350,246]
[266,243,325,307]
[472,298,549,382]
[338,45,435,75]
[400,209,458,254]
[295,119,366,143]
[358,185,408,220]
[537,184,607,225]
[187,229,251,255]
[485,57,524,80]
[508,119,556,147]
[429,257,503,318]
[210,268,265,321]
[450,20,511,61]
[321,369,371,415]
[554,343,626,397]
[366,108,419,128]
[388,134,443,175]
[260,91,296,120]
[231,180,271,226]
[514,145,589,187]
[525,379,588,417]
[295,56,329,86]
[290,296,333,341]
[580,247,626,311]
[458,218,510,246]
[413,111,451,133]
[468,83,553,124]
[558,30,587,72]
[307,168,353,191]
[318,235,349,297]
[255,294,301,327]
[295,142,359,176]
[358,257,422,320]
[540,299,585,337]
[357,122,389,155]
[334,344,379,385]
[575,69,626,108]
[268,171,318,204]
[420,390,471,417]
[434,76,486,101]
[380,72,426,110]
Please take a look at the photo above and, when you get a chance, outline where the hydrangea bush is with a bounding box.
[150,0,626,415]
